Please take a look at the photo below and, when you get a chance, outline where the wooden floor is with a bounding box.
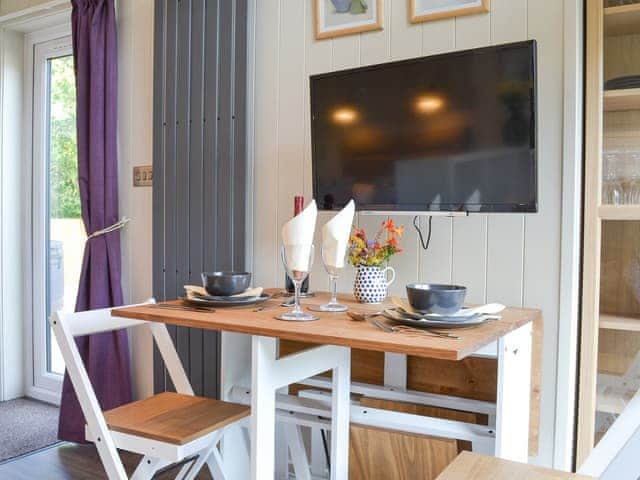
[0,443,212,479]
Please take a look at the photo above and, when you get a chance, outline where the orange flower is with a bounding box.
[388,237,398,247]
[395,225,405,236]
[384,218,395,231]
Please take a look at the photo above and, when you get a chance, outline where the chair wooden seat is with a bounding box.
[436,452,595,480]
[104,392,249,445]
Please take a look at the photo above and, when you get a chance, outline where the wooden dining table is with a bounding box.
[113,291,540,480]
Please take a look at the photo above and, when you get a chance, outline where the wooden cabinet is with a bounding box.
[578,0,640,465]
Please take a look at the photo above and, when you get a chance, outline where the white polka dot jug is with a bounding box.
[353,265,396,304]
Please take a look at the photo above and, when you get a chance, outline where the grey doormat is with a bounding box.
[0,397,60,462]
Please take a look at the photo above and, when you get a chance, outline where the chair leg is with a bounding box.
[131,456,169,480]
[182,447,214,480]
[206,447,228,480]
[285,423,312,480]
[174,460,196,480]
[242,424,251,461]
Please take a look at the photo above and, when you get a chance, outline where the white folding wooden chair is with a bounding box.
[51,302,250,480]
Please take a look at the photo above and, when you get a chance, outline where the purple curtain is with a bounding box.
[58,0,132,442]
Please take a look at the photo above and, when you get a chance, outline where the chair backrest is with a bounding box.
[50,301,195,479]
[578,388,640,480]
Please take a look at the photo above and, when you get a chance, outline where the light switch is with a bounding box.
[133,166,153,187]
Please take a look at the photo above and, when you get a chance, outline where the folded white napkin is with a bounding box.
[322,199,355,269]
[282,200,318,271]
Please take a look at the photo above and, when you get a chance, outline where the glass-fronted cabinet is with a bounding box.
[578,0,640,465]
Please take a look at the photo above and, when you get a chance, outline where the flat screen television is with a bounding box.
[310,40,537,213]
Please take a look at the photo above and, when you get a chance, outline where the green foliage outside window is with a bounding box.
[49,55,80,219]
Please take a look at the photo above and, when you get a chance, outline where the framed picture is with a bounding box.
[410,0,490,24]
[315,0,383,40]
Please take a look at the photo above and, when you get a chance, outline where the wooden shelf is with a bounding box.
[597,386,634,414]
[600,313,640,332]
[599,205,640,220]
[604,3,640,36]
[604,88,640,112]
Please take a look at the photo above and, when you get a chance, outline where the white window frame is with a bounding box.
[24,23,73,405]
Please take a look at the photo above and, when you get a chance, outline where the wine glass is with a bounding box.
[321,245,347,312]
[309,245,348,312]
[603,151,622,205]
[276,244,319,321]
[629,151,640,204]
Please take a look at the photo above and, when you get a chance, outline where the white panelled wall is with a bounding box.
[251,0,565,466]
[117,0,155,401]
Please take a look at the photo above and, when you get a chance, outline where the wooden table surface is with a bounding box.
[436,452,595,479]
[113,291,540,361]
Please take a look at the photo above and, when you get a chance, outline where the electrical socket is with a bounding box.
[133,166,153,187]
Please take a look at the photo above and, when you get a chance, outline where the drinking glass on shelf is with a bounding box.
[603,151,622,205]
[276,244,319,321]
[311,245,348,312]
[628,151,640,205]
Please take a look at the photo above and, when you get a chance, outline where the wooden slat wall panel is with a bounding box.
[152,0,167,398]
[162,0,179,392]
[216,0,234,270]
[202,0,221,399]
[188,0,206,396]
[526,0,564,464]
[175,0,192,380]
[233,0,248,270]
[252,0,565,466]
[153,0,248,399]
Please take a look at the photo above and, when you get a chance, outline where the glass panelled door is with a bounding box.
[32,36,83,398]
[597,221,640,443]
[578,0,640,463]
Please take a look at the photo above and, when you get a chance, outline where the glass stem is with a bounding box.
[293,280,303,314]
[330,275,338,305]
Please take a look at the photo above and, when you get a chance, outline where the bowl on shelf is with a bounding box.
[201,272,252,297]
[406,283,467,315]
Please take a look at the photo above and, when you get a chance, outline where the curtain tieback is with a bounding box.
[86,217,130,240]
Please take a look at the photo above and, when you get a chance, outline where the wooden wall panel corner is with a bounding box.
[152,0,248,399]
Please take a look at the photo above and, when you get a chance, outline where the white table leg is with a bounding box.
[495,323,533,462]
[331,347,351,480]
[250,336,352,480]
[251,335,278,479]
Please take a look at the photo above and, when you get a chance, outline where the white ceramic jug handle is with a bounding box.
[383,266,396,287]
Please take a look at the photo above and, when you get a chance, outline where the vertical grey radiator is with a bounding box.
[152,0,247,398]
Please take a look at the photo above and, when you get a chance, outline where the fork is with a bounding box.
[151,303,216,313]
[375,320,459,339]
[347,311,384,322]
[390,323,459,339]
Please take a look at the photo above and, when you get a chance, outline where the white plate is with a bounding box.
[383,309,490,328]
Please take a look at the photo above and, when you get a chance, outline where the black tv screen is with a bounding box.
[310,40,537,213]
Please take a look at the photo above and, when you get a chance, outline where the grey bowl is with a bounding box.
[406,283,467,315]
[201,272,251,297]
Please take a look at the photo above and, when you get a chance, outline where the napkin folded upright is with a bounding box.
[322,199,355,269]
[282,200,318,271]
